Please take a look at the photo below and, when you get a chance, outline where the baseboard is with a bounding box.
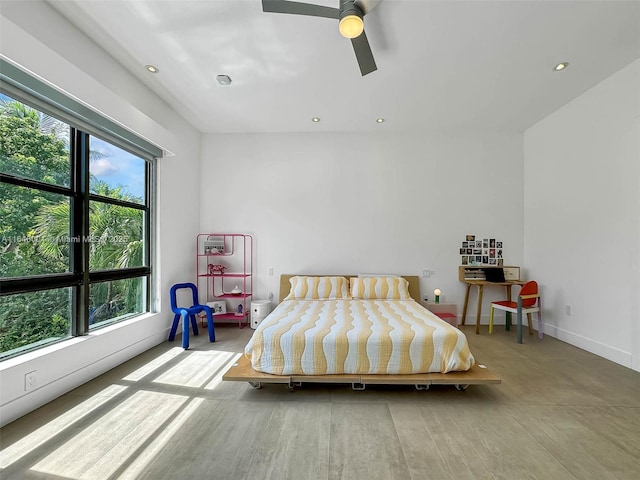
[0,327,170,427]
[461,315,633,370]
[543,324,633,369]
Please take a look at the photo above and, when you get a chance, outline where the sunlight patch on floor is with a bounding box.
[205,352,242,390]
[152,350,237,388]
[0,384,126,469]
[2,348,241,475]
[31,390,188,479]
[117,396,205,480]
[122,347,184,381]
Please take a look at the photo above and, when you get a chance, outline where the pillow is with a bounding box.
[283,276,350,300]
[350,276,411,300]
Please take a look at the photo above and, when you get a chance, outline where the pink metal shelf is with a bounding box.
[196,233,253,328]
[213,312,250,321]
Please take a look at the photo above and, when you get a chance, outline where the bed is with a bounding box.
[223,274,500,390]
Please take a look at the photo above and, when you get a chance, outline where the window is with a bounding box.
[0,86,155,359]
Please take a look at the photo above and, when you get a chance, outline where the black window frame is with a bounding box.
[1,60,158,358]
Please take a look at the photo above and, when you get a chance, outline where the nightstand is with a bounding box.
[425,302,458,328]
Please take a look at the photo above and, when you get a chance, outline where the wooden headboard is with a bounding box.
[279,274,421,303]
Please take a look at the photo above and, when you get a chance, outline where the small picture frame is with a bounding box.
[207,301,226,316]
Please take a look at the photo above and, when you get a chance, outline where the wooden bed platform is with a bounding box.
[222,355,501,391]
[225,274,501,391]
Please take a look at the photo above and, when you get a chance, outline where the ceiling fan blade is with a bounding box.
[262,0,339,19]
[351,30,377,76]
[354,0,383,16]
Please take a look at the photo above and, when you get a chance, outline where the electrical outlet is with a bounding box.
[268,292,274,301]
[565,304,573,316]
[268,267,274,276]
[25,370,37,391]
[422,269,430,278]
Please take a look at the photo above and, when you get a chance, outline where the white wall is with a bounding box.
[524,59,640,371]
[201,132,524,314]
[0,2,200,426]
[4,1,634,429]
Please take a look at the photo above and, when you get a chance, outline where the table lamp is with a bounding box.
[434,288,441,303]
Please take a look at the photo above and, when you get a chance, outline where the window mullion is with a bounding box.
[145,160,151,270]
[71,129,91,336]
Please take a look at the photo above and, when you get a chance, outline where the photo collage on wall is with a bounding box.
[459,234,503,266]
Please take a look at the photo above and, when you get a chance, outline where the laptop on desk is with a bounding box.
[484,268,506,283]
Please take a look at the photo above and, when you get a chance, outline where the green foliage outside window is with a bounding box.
[1,102,72,351]
[1,99,147,356]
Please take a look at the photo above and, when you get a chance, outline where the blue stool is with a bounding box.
[168,283,215,349]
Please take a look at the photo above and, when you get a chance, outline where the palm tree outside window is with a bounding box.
[1,94,152,358]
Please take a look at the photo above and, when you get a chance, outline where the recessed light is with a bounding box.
[376,118,385,123]
[216,74,232,86]
[145,65,159,73]
[312,117,320,122]
[553,62,569,71]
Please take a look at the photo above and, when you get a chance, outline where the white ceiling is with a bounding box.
[47,0,640,134]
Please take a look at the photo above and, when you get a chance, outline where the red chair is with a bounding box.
[489,280,542,343]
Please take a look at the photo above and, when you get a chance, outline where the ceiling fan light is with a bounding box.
[339,14,364,38]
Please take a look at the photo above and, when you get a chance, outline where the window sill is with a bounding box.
[0,312,158,371]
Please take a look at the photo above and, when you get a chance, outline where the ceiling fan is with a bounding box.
[262,0,383,76]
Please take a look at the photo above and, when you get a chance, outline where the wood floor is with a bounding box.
[1,324,639,480]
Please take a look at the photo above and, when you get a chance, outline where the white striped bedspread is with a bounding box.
[244,299,475,375]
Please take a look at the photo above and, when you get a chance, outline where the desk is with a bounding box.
[459,266,525,334]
